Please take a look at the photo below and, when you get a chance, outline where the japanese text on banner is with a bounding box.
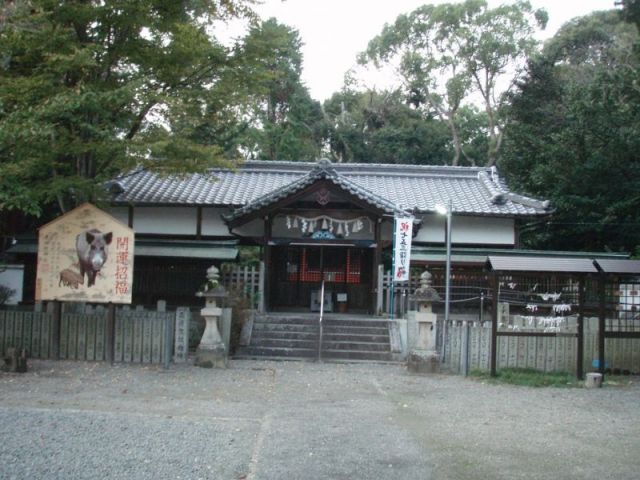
[393,216,413,282]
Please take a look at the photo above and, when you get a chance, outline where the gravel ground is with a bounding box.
[0,359,639,480]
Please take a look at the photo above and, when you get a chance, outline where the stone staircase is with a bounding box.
[235,313,392,362]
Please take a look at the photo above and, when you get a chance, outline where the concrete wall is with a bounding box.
[107,206,516,247]
[416,214,514,245]
[201,208,231,236]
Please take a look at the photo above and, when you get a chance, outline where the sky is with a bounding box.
[242,0,617,101]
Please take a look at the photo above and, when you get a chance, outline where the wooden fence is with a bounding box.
[0,307,174,364]
[221,265,263,310]
[443,317,640,375]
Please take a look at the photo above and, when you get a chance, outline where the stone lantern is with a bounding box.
[407,268,441,373]
[195,265,229,368]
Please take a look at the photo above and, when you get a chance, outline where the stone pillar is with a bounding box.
[195,265,229,368]
[407,269,441,374]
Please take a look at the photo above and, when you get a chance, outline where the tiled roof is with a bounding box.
[224,159,408,221]
[110,160,551,217]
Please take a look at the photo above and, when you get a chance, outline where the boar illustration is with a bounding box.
[76,229,113,287]
[59,269,84,289]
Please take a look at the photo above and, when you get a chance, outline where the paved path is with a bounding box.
[1,360,639,479]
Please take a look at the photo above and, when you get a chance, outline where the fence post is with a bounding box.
[106,303,115,365]
[490,273,498,377]
[49,301,61,360]
[163,312,172,369]
[461,321,470,376]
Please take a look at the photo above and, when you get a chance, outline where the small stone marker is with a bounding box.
[173,307,191,363]
[585,372,603,389]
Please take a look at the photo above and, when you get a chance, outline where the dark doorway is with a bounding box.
[270,245,373,313]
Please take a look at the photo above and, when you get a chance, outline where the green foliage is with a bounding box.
[235,18,326,160]
[501,10,640,252]
[359,0,546,166]
[324,88,452,164]
[470,368,581,387]
[0,0,255,216]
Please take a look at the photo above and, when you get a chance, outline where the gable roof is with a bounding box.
[224,159,409,223]
[110,159,551,217]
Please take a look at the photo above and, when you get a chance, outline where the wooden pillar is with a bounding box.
[598,275,606,377]
[576,276,585,380]
[263,216,272,313]
[196,206,203,239]
[372,217,382,315]
[490,273,498,377]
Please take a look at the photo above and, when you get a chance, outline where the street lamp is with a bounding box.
[435,199,452,363]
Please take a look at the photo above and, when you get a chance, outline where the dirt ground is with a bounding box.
[1,359,639,480]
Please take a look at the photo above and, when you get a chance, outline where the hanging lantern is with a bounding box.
[344,223,350,237]
[293,217,299,229]
[322,217,329,230]
[337,223,343,235]
[286,216,292,229]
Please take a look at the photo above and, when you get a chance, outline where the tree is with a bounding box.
[324,88,452,165]
[235,18,326,161]
[359,0,546,166]
[0,0,255,216]
[501,10,640,252]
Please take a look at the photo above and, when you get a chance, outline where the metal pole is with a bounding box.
[390,217,396,320]
[318,279,325,362]
[441,199,452,363]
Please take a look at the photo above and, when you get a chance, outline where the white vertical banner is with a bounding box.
[393,216,414,282]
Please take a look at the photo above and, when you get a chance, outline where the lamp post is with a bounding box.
[435,199,452,363]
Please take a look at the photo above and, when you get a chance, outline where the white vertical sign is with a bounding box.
[393,216,413,282]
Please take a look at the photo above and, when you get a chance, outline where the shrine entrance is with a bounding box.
[270,245,373,313]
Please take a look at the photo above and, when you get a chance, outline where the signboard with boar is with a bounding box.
[35,203,135,304]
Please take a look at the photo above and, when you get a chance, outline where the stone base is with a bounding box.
[195,344,228,369]
[407,350,440,374]
[585,372,603,389]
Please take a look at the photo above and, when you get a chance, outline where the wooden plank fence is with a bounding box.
[443,317,640,375]
[0,307,174,364]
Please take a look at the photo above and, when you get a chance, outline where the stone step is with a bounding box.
[322,325,389,336]
[254,316,319,325]
[320,349,393,361]
[323,319,390,328]
[237,346,317,358]
[321,341,390,352]
[322,332,389,343]
[252,338,318,349]
[252,323,318,333]
[239,314,392,362]
[253,331,318,340]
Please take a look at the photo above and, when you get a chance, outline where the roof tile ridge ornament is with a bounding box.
[477,168,507,205]
[477,167,551,212]
[312,157,338,177]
